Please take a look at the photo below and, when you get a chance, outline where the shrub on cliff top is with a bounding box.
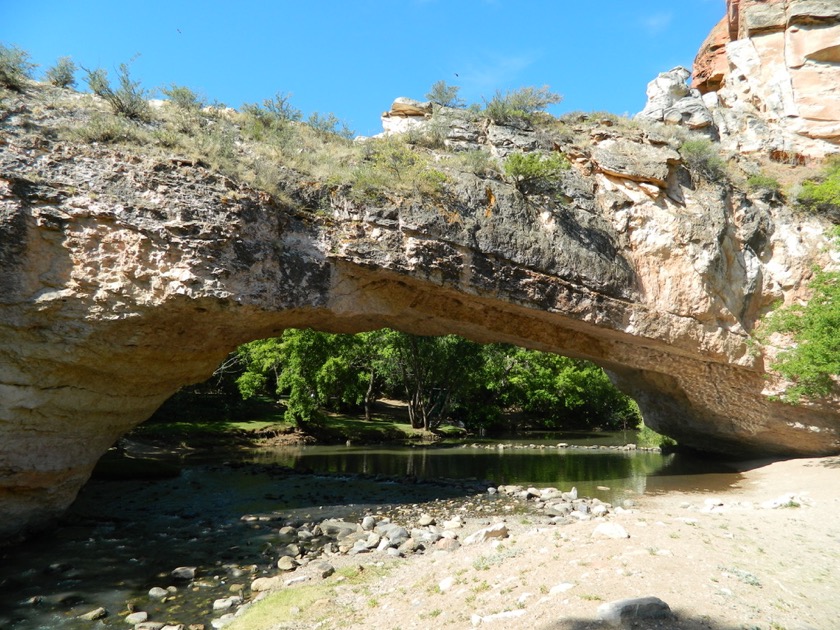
[483,85,563,124]
[82,61,151,121]
[0,43,36,91]
[44,56,77,89]
[426,80,465,109]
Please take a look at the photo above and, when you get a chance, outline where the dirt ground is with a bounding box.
[243,456,840,630]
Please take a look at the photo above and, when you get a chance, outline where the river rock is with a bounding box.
[171,567,196,581]
[320,520,359,539]
[276,526,298,543]
[597,596,672,626]
[210,614,235,629]
[250,576,282,592]
[212,596,238,611]
[77,606,107,620]
[149,587,168,599]
[361,516,376,531]
[125,611,149,624]
[418,513,435,526]
[277,543,300,558]
[277,556,298,571]
[592,523,630,539]
[464,522,509,545]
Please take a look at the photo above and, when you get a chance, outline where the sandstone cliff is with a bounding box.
[691,0,840,158]
[1,19,839,539]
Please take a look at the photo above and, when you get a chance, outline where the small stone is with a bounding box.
[77,606,107,620]
[125,611,149,624]
[149,587,168,599]
[592,523,630,539]
[361,516,376,531]
[210,613,235,629]
[597,596,672,626]
[438,576,455,592]
[312,561,335,579]
[418,513,435,526]
[435,537,461,552]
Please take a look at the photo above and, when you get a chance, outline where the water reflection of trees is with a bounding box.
[252,447,672,495]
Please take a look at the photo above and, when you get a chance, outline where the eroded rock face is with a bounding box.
[692,0,840,157]
[1,84,839,543]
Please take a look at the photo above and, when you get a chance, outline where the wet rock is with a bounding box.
[77,606,107,620]
[277,543,300,558]
[320,520,359,539]
[212,596,241,611]
[592,523,630,539]
[276,526,298,543]
[597,596,672,626]
[125,611,148,624]
[171,567,196,581]
[149,587,168,599]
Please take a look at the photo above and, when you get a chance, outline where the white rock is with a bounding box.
[592,523,630,539]
[464,522,509,545]
[550,582,575,595]
[438,576,455,592]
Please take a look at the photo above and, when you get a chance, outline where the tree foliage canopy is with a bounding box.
[234,328,640,432]
[762,228,840,403]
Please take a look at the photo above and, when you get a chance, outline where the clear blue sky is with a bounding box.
[2,1,724,137]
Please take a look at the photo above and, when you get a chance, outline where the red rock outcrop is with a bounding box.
[692,0,840,157]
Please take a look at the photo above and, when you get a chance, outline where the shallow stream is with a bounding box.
[0,433,743,629]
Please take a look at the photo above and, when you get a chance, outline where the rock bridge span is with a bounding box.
[2,104,840,541]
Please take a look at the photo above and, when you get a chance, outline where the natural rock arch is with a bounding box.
[2,86,840,542]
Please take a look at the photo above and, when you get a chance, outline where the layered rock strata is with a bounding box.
[1,81,839,539]
[691,0,840,157]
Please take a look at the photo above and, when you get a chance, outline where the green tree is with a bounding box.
[426,80,464,108]
[762,230,840,402]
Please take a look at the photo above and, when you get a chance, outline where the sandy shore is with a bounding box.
[231,455,840,630]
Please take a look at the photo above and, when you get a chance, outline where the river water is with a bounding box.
[0,434,743,629]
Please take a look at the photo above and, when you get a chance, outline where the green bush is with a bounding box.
[636,420,677,449]
[746,172,781,193]
[449,149,499,178]
[44,56,76,88]
[679,138,727,183]
[797,156,840,219]
[483,85,562,123]
[307,111,354,139]
[503,150,569,193]
[82,62,151,121]
[425,80,464,108]
[0,43,36,90]
[72,113,151,144]
[161,84,205,111]
[762,228,840,403]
